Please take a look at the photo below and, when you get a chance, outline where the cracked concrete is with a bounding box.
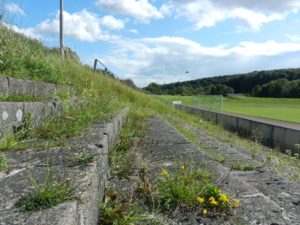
[0,108,128,225]
[138,116,300,225]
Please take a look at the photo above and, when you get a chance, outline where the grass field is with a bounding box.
[155,95,300,124]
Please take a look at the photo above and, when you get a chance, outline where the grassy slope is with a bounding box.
[156,95,300,123]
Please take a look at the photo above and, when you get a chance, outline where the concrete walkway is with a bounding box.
[138,116,300,225]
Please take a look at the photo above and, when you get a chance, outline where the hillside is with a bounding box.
[144,69,300,97]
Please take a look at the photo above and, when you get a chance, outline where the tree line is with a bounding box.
[143,68,300,98]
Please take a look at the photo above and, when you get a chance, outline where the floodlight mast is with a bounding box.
[60,0,64,59]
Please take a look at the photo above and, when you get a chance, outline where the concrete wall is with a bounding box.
[175,104,300,154]
[0,75,73,98]
[0,108,128,225]
[0,101,62,138]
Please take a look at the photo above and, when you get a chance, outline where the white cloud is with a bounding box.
[35,9,115,42]
[163,0,295,31]
[286,34,300,42]
[129,29,139,34]
[172,0,300,12]
[211,0,300,12]
[12,9,119,42]
[230,40,300,56]
[3,23,41,39]
[5,3,25,16]
[96,0,163,22]
[99,36,300,86]
[100,15,125,30]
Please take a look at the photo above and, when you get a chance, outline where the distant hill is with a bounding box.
[143,69,300,98]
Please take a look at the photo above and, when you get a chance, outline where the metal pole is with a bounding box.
[60,0,64,59]
[221,95,224,112]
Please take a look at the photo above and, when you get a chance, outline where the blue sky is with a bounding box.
[2,0,300,87]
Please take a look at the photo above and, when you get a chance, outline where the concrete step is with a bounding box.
[0,108,128,225]
[0,75,73,98]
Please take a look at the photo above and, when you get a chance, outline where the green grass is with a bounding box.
[232,161,255,171]
[156,165,238,216]
[100,191,146,225]
[156,95,300,124]
[156,165,213,210]
[70,149,96,170]
[0,154,8,171]
[0,93,42,102]
[15,169,79,212]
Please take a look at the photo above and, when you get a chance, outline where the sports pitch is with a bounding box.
[155,95,300,124]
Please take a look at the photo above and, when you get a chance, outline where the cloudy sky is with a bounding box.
[2,0,300,87]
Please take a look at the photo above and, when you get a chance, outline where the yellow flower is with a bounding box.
[209,196,219,206]
[202,208,207,216]
[179,165,185,170]
[232,199,240,207]
[220,194,229,204]
[196,197,205,204]
[161,169,169,178]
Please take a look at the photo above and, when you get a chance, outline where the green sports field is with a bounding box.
[155,95,300,124]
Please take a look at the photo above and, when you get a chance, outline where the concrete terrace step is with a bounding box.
[138,116,300,225]
[0,108,128,225]
[0,101,61,140]
[0,75,74,98]
[0,97,86,141]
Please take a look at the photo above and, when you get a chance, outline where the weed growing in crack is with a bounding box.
[109,149,135,180]
[15,169,79,212]
[0,92,42,102]
[99,189,145,225]
[0,154,8,172]
[0,113,32,151]
[295,144,300,159]
[109,107,149,180]
[232,161,255,171]
[156,164,213,211]
[70,149,95,169]
[0,132,17,151]
[156,164,239,217]
[250,130,263,159]
[212,153,226,163]
[135,167,156,210]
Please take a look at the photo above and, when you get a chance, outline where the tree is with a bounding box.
[144,82,162,94]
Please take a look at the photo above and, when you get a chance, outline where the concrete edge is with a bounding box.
[0,75,74,98]
[0,107,128,225]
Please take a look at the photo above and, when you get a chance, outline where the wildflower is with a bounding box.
[161,169,169,178]
[220,194,229,204]
[179,165,185,170]
[209,196,218,206]
[232,199,240,207]
[196,197,205,204]
[202,208,207,216]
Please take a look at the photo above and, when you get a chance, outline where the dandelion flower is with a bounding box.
[179,165,185,170]
[209,196,218,206]
[202,208,207,215]
[161,169,169,178]
[232,199,240,207]
[220,194,229,204]
[196,197,205,204]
